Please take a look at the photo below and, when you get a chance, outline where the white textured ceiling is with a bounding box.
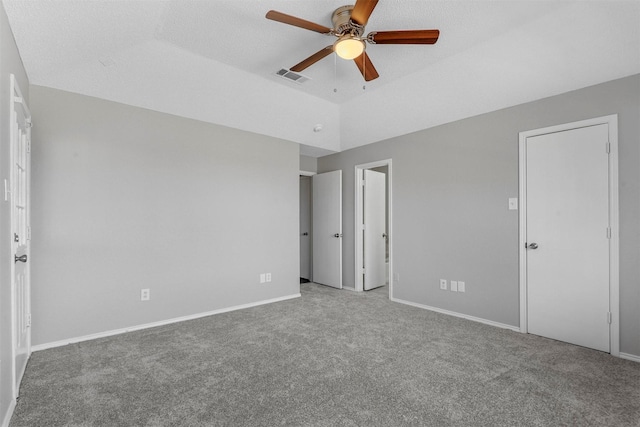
[3,0,640,156]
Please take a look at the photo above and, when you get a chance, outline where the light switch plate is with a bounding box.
[458,281,465,292]
[508,198,518,210]
[440,279,447,290]
[451,281,458,292]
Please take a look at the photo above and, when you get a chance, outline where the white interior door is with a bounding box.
[299,176,311,281]
[363,170,386,290]
[10,75,31,393]
[312,171,342,288]
[525,123,610,352]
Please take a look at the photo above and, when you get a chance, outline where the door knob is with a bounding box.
[302,232,309,236]
[527,242,538,250]
[333,233,342,238]
[15,254,27,263]
[382,233,388,239]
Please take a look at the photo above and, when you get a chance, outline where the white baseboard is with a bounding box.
[391,297,521,332]
[341,286,357,292]
[392,298,640,362]
[33,293,301,352]
[620,352,640,363]
[1,398,16,427]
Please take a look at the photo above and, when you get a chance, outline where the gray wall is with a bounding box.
[30,86,300,346]
[0,3,29,423]
[318,74,640,357]
[299,155,317,173]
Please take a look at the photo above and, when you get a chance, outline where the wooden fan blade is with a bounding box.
[266,10,332,34]
[369,29,440,44]
[351,0,378,26]
[290,46,334,72]
[353,51,379,81]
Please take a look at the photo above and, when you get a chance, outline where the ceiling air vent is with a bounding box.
[276,69,310,84]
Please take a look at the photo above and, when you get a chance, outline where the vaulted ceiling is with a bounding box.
[4,0,640,157]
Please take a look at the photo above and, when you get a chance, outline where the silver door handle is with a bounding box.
[527,242,538,250]
[334,233,342,238]
[15,254,27,263]
[382,233,388,239]
[302,232,309,236]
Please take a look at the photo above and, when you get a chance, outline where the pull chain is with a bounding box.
[332,52,367,93]
[361,53,366,91]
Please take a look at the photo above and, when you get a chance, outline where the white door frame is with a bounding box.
[355,159,393,296]
[518,115,619,356]
[9,74,32,396]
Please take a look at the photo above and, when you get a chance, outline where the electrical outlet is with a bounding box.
[265,273,272,282]
[440,279,447,290]
[140,289,150,301]
[458,281,466,292]
[394,272,400,284]
[260,274,266,283]
[451,281,458,292]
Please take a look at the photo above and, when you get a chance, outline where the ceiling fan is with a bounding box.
[266,0,440,82]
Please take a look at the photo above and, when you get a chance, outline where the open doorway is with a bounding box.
[299,174,313,283]
[355,160,392,297]
[299,169,344,289]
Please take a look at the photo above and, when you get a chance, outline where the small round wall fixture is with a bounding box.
[313,124,323,133]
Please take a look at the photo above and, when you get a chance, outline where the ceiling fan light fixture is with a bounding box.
[333,36,365,60]
[266,2,440,82]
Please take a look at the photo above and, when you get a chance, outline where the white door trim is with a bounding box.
[354,159,393,297]
[518,115,619,356]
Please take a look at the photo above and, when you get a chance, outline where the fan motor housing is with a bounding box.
[332,5,364,37]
